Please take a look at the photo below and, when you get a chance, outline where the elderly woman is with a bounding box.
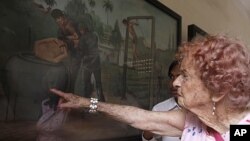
[50,35,250,141]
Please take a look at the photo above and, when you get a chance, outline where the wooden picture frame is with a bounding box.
[188,24,208,41]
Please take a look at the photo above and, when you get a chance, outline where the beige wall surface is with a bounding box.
[159,0,250,46]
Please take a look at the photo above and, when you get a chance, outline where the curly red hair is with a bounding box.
[178,35,250,109]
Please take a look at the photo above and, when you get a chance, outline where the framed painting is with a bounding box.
[0,0,181,141]
[188,24,208,41]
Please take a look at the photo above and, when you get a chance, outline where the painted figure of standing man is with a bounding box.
[122,19,139,59]
[75,15,105,102]
[51,9,81,92]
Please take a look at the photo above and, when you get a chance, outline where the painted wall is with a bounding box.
[159,0,250,46]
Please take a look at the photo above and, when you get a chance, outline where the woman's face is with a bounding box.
[173,58,211,110]
[168,65,181,96]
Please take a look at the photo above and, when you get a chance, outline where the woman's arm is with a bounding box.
[50,89,186,136]
[98,102,185,136]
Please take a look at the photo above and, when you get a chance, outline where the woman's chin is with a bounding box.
[177,99,184,107]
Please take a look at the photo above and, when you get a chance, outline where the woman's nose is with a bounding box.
[173,75,181,88]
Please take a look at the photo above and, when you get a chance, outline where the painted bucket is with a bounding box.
[4,52,69,120]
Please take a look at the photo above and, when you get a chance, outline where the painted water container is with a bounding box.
[4,52,69,120]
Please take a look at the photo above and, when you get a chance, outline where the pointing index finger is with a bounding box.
[50,88,69,99]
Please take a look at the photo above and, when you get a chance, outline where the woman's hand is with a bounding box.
[50,88,90,109]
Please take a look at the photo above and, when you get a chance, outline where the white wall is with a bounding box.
[159,0,250,46]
